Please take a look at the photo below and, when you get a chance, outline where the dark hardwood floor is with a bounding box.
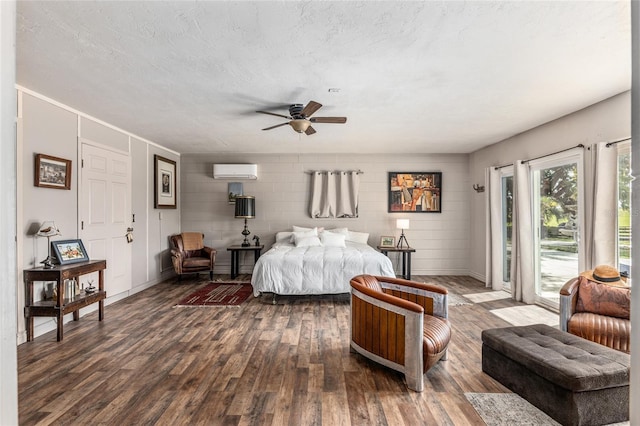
[18,274,533,425]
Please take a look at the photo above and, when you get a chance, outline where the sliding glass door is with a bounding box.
[531,153,584,307]
[617,142,632,277]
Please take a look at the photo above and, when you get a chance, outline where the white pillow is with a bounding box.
[290,229,318,243]
[275,231,294,243]
[325,227,349,237]
[320,232,347,247]
[294,236,322,247]
[347,230,370,244]
[292,225,314,232]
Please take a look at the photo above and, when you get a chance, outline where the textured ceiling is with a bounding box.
[16,1,631,155]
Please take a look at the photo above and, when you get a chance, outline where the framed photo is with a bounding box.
[154,155,177,209]
[51,239,89,265]
[388,172,442,213]
[35,154,71,190]
[228,182,243,204]
[380,236,395,247]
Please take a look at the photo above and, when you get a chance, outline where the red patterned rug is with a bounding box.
[175,282,253,307]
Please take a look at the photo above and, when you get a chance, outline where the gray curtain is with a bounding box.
[310,171,360,218]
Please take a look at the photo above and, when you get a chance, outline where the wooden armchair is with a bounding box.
[350,274,451,392]
[170,233,216,280]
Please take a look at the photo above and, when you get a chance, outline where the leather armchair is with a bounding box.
[170,233,216,280]
[560,276,631,353]
[350,274,451,392]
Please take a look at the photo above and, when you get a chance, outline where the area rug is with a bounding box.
[465,393,630,426]
[448,292,473,306]
[489,305,558,327]
[465,392,559,425]
[174,282,252,307]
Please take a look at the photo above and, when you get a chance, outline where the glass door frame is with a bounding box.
[529,150,585,309]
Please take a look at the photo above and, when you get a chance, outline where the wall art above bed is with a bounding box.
[388,172,441,213]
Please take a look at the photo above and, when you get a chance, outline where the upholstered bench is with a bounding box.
[482,324,629,426]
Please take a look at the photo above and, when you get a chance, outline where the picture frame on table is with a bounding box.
[34,153,72,190]
[154,155,177,209]
[380,236,395,247]
[51,239,89,265]
[388,172,442,213]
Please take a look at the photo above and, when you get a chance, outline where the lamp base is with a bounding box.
[41,256,55,269]
[241,218,251,247]
[397,233,410,249]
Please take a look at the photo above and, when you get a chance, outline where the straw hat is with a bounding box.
[580,265,628,287]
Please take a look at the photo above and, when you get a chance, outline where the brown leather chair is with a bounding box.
[170,233,216,280]
[560,276,631,353]
[350,274,451,392]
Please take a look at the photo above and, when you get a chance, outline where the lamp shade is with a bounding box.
[396,219,409,230]
[36,221,61,237]
[234,195,255,218]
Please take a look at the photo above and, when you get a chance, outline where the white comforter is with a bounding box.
[251,241,395,296]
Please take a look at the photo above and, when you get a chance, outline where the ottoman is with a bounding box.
[482,324,629,426]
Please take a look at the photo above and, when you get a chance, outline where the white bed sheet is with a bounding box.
[251,241,395,296]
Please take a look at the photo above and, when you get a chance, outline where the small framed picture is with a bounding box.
[154,155,177,209]
[35,153,72,190]
[380,236,395,247]
[51,239,89,265]
[228,182,243,204]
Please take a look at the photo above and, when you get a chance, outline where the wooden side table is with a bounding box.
[23,259,107,342]
[377,246,416,280]
[227,245,264,279]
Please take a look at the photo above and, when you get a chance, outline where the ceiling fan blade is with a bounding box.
[305,125,317,135]
[310,117,347,124]
[301,101,322,117]
[262,122,290,131]
[256,110,291,119]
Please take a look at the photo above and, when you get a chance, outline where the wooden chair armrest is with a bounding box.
[373,275,448,295]
[560,277,580,296]
[351,281,423,313]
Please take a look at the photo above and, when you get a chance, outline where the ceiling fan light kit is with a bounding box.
[257,100,346,136]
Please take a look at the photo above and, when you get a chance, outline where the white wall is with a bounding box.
[468,91,631,281]
[181,153,471,276]
[16,88,180,342]
[1,1,18,423]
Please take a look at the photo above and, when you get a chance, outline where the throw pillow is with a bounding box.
[275,231,294,243]
[294,235,322,247]
[575,276,631,319]
[320,232,347,247]
[290,229,318,243]
[325,227,349,237]
[347,230,370,244]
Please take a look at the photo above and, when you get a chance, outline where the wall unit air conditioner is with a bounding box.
[213,164,258,180]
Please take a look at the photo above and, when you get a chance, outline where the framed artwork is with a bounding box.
[51,239,89,265]
[388,172,442,213]
[35,154,72,190]
[154,155,177,209]
[228,182,243,204]
[380,236,395,247]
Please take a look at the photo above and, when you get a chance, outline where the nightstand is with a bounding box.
[377,246,416,280]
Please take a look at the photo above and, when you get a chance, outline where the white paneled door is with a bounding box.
[80,143,132,297]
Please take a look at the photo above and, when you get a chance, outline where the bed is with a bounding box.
[251,227,395,298]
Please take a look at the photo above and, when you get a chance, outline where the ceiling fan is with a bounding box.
[256,101,347,135]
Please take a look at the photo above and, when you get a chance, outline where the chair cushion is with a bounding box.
[183,257,211,268]
[182,232,204,251]
[568,312,631,353]
[576,276,630,319]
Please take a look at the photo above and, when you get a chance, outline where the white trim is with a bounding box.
[16,85,180,156]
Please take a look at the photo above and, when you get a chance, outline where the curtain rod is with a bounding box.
[521,144,584,164]
[494,163,513,170]
[305,170,363,174]
[605,137,631,147]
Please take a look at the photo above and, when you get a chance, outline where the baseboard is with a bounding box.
[468,270,486,283]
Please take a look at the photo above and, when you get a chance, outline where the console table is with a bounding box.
[377,246,416,280]
[227,245,263,279]
[23,259,107,342]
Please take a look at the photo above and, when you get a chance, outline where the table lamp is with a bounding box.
[37,221,61,268]
[235,195,255,247]
[396,219,410,248]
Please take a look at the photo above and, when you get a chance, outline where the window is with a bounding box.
[500,170,513,289]
[617,142,632,277]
